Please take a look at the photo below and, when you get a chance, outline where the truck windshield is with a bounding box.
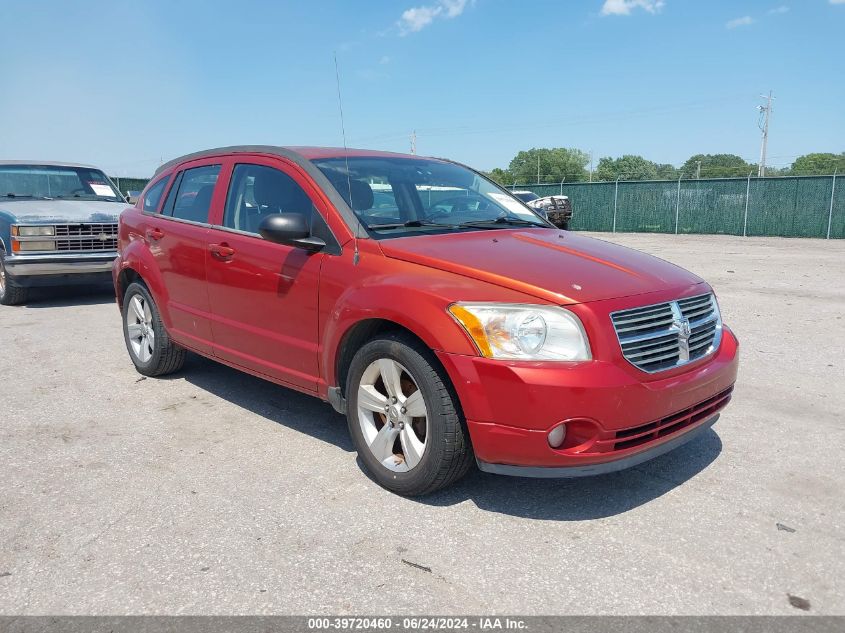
[0,165,123,202]
[313,156,548,237]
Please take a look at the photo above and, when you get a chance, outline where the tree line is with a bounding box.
[484,149,845,185]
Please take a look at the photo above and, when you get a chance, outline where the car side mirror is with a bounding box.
[258,213,326,252]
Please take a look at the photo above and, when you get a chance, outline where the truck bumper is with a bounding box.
[4,252,117,286]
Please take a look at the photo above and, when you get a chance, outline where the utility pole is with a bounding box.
[695,161,701,179]
[589,151,593,182]
[410,130,416,155]
[537,154,541,184]
[757,91,774,177]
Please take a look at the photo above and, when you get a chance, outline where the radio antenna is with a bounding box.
[333,51,360,265]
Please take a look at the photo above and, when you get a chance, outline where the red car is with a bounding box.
[113,146,738,496]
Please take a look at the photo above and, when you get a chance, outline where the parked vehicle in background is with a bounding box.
[512,189,573,229]
[113,145,738,496]
[0,161,126,305]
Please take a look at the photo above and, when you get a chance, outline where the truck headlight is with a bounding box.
[17,225,56,236]
[19,240,57,251]
[448,303,591,361]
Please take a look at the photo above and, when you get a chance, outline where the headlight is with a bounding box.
[17,225,55,236]
[19,240,57,251]
[448,303,591,361]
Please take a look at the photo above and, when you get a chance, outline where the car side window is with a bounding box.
[142,176,169,212]
[223,164,316,234]
[165,165,220,223]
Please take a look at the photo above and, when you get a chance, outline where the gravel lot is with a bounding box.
[1,233,843,615]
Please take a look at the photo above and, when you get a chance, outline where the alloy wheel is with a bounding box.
[126,294,155,363]
[356,358,428,472]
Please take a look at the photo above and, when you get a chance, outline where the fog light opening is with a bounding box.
[547,424,567,449]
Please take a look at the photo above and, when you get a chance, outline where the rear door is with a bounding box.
[145,160,223,354]
[205,157,339,392]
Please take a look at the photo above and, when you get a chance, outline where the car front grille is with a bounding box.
[610,293,722,373]
[54,223,118,251]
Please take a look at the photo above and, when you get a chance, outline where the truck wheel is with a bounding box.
[0,253,28,306]
[345,332,474,496]
[122,282,185,377]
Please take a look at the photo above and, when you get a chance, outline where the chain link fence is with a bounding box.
[514,174,842,238]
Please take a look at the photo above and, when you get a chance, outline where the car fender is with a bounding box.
[319,252,540,390]
[114,229,174,326]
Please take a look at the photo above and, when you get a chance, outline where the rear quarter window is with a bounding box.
[142,177,170,212]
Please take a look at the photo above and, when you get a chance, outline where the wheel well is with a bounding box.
[335,319,429,395]
[116,268,144,307]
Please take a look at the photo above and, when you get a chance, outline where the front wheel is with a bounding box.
[122,282,186,377]
[0,253,28,306]
[345,333,473,496]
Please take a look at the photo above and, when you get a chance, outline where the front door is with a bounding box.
[205,159,334,392]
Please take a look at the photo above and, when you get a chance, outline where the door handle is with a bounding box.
[146,227,164,241]
[209,243,235,260]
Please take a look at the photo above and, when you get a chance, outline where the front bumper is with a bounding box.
[4,252,117,276]
[435,326,738,474]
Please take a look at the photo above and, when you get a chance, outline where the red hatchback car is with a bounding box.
[113,146,738,496]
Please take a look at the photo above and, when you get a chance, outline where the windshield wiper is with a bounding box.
[367,219,456,230]
[5,193,52,200]
[457,217,546,229]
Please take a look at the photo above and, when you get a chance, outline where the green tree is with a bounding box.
[789,152,845,175]
[486,167,514,186]
[655,163,680,180]
[508,148,589,184]
[681,154,756,179]
[595,155,659,181]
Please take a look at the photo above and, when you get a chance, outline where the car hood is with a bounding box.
[0,199,127,223]
[378,228,705,305]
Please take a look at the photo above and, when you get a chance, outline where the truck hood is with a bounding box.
[0,199,127,223]
[378,228,705,305]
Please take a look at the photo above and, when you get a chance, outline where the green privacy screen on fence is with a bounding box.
[517,175,843,239]
[113,173,843,239]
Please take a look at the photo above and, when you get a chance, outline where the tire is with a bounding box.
[560,220,570,230]
[345,332,473,496]
[0,253,28,306]
[121,281,185,377]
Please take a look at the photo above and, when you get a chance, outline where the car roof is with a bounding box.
[154,145,432,177]
[0,160,100,169]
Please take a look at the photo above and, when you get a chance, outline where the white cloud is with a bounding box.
[726,15,754,28]
[600,0,665,16]
[768,6,789,14]
[397,0,472,35]
[830,0,845,5]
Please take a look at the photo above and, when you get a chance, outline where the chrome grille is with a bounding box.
[54,223,118,251]
[611,293,722,373]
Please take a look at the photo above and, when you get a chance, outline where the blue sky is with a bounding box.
[0,0,842,177]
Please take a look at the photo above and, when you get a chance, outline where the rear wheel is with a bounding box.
[0,253,28,306]
[345,332,473,496]
[122,282,185,376]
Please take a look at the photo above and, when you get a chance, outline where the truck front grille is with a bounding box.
[610,293,722,373]
[54,223,118,251]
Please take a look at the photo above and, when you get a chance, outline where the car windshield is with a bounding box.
[0,164,123,202]
[312,156,548,237]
